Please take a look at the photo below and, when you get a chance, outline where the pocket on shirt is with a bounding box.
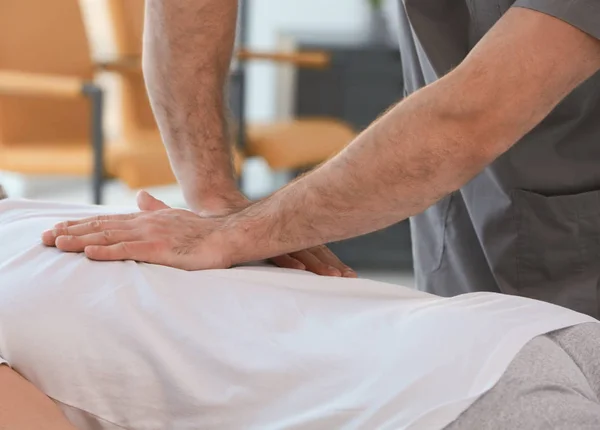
[512,188,600,317]
[411,193,453,274]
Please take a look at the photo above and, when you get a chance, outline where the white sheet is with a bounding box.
[0,199,596,430]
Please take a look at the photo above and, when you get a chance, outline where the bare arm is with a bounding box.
[224,7,600,263]
[39,6,600,273]
[143,0,242,213]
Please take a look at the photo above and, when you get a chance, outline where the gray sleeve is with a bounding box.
[513,0,600,40]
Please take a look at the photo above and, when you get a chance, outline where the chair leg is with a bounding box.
[83,83,105,205]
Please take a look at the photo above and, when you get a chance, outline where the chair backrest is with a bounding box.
[0,0,93,145]
[107,0,158,140]
[108,0,145,57]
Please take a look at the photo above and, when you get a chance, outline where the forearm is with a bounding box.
[143,0,240,212]
[228,62,599,262]
[226,77,500,261]
[222,7,600,264]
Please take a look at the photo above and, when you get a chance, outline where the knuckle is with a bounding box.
[144,224,160,235]
[312,244,327,253]
[317,262,331,271]
[119,241,132,254]
[53,227,67,236]
[289,251,302,260]
[150,240,167,254]
[90,220,103,230]
[141,210,158,219]
[148,220,167,235]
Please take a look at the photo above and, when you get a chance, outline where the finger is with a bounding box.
[290,250,342,277]
[137,190,170,211]
[84,241,161,263]
[55,230,141,252]
[42,220,135,246]
[54,213,139,229]
[310,245,357,278]
[270,254,306,271]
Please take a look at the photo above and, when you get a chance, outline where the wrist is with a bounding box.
[219,200,281,265]
[189,189,250,216]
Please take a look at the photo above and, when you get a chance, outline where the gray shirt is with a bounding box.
[399,0,600,316]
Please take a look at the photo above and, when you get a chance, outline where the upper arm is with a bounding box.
[444,4,600,156]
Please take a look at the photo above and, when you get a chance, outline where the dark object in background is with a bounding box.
[291,32,412,270]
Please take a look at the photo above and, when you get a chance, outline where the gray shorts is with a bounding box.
[445,322,600,429]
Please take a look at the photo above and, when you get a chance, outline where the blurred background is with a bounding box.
[0,0,413,285]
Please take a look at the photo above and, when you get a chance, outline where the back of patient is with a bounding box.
[0,199,595,430]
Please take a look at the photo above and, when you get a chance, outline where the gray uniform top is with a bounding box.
[399,0,600,317]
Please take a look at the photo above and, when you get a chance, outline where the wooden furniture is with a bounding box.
[106,0,356,181]
[0,0,108,203]
[102,0,246,189]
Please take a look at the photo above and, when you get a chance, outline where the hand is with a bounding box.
[193,194,357,277]
[42,191,356,277]
[41,192,232,270]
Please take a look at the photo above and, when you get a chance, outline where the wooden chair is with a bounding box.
[94,0,172,189]
[99,0,240,189]
[105,0,356,180]
[0,0,109,203]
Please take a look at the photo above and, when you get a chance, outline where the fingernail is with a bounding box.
[296,263,306,270]
[343,270,358,278]
[55,236,73,249]
[328,266,342,276]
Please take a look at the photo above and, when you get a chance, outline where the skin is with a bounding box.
[141,0,239,213]
[42,7,600,271]
[140,0,354,277]
[0,366,76,429]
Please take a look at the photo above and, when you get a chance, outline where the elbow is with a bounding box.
[427,89,518,193]
[429,111,510,195]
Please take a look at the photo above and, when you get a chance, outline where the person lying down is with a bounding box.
[2,199,600,430]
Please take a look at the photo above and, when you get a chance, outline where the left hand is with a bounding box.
[42,193,233,271]
[42,191,356,276]
[194,193,356,277]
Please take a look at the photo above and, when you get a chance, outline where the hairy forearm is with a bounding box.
[222,7,600,264]
[143,0,240,211]
[226,77,499,261]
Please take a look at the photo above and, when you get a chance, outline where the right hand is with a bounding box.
[149,192,357,278]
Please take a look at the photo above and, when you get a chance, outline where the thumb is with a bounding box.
[137,190,170,211]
